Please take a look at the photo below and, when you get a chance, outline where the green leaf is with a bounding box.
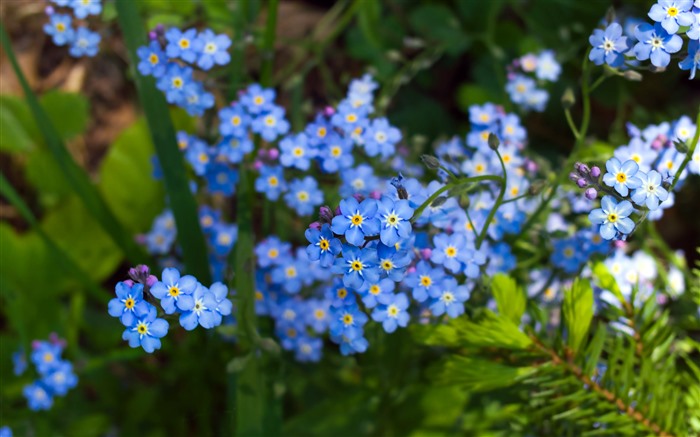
[456,84,497,109]
[0,96,33,152]
[415,310,532,350]
[437,355,535,392]
[24,148,73,207]
[563,278,594,353]
[115,0,210,282]
[408,5,469,55]
[0,24,149,266]
[357,0,382,49]
[492,274,526,325]
[40,91,89,140]
[592,261,625,304]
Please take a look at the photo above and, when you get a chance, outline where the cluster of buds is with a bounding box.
[569,162,602,200]
[127,265,158,295]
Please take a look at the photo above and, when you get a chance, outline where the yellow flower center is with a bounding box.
[442,292,455,303]
[172,77,183,88]
[125,298,135,309]
[317,127,327,138]
[168,286,180,297]
[388,305,399,317]
[292,147,304,157]
[346,113,358,123]
[255,290,264,301]
[286,328,297,338]
[420,276,432,287]
[564,248,574,258]
[56,23,66,32]
[479,113,490,123]
[616,172,627,183]
[342,314,354,325]
[149,54,159,65]
[268,248,279,259]
[137,323,148,334]
[319,238,330,251]
[475,164,485,173]
[337,288,348,299]
[330,146,342,157]
[296,191,309,202]
[445,246,457,258]
[607,213,618,223]
[268,176,279,187]
[667,6,678,16]
[201,216,213,227]
[179,39,190,49]
[254,96,264,105]
[351,214,363,226]
[231,116,241,126]
[314,309,325,320]
[381,260,394,271]
[285,267,297,278]
[43,352,53,363]
[370,285,380,295]
[351,261,363,271]
[264,116,276,127]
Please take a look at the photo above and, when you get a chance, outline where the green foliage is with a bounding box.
[437,356,536,392]
[492,274,526,325]
[562,279,594,353]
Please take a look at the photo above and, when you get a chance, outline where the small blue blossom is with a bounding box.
[631,170,669,210]
[255,236,291,268]
[294,336,323,362]
[122,305,169,353]
[205,163,239,196]
[284,176,323,216]
[340,164,380,197]
[362,118,401,159]
[44,14,74,46]
[13,350,27,376]
[535,50,561,81]
[41,360,78,396]
[255,165,287,201]
[329,303,368,339]
[137,41,168,78]
[108,282,150,327]
[184,138,212,176]
[305,299,331,333]
[679,39,700,79]
[280,133,316,170]
[271,254,309,294]
[23,382,53,411]
[326,278,357,308]
[633,23,683,68]
[331,101,370,136]
[319,133,355,173]
[218,135,254,164]
[551,237,585,273]
[180,81,215,116]
[218,105,250,138]
[0,426,11,437]
[648,0,694,34]
[602,157,642,196]
[209,223,238,257]
[404,261,445,303]
[331,197,380,246]
[179,284,218,330]
[157,64,194,105]
[358,278,394,308]
[332,245,379,289]
[376,243,411,282]
[192,29,231,70]
[372,292,410,333]
[589,23,630,67]
[430,233,467,274]
[69,27,100,58]
[505,74,536,105]
[31,342,63,375]
[429,277,470,318]
[70,0,101,18]
[251,105,290,142]
[150,267,198,314]
[376,196,414,246]
[240,84,276,115]
[165,28,199,63]
[588,195,636,240]
[305,224,342,267]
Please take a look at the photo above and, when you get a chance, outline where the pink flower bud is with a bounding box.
[308,221,321,230]
[585,188,597,200]
[420,248,432,260]
[45,6,54,15]
[613,240,627,249]
[369,190,381,200]
[323,106,335,116]
[590,166,601,178]
[576,178,587,188]
[267,148,279,160]
[146,275,158,287]
[124,279,135,287]
[252,160,263,171]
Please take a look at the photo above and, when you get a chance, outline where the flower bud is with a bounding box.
[146,275,158,287]
[323,106,335,116]
[369,190,382,200]
[420,155,441,170]
[528,180,546,196]
[585,188,598,200]
[45,5,55,15]
[319,206,334,224]
[576,178,588,188]
[590,166,601,178]
[148,31,158,40]
[622,70,643,82]
[575,162,590,175]
[524,159,538,173]
[569,172,580,182]
[267,148,280,159]
[335,206,342,216]
[605,6,616,25]
[561,87,575,109]
[308,221,321,231]
[431,196,447,207]
[352,193,365,203]
[674,140,689,154]
[488,133,500,150]
[420,248,432,260]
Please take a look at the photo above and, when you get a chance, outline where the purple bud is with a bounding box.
[590,166,601,178]
[252,160,263,171]
[335,206,342,215]
[613,240,627,249]
[148,31,158,40]
[323,106,335,116]
[146,275,158,287]
[585,188,597,200]
[352,193,365,203]
[156,24,165,32]
[420,248,432,260]
[267,148,279,160]
[656,294,668,305]
[524,159,538,173]
[45,5,54,15]
[124,279,135,287]
[369,190,381,200]
[319,206,334,224]
[569,172,580,182]
[576,178,587,188]
[32,340,42,349]
[308,221,321,231]
[578,163,591,175]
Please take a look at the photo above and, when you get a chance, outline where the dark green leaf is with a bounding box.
[563,278,594,353]
[437,355,535,392]
[492,273,526,325]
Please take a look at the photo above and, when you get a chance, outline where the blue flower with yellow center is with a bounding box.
[331,197,380,246]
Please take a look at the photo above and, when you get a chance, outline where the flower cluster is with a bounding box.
[505,50,561,111]
[15,334,78,411]
[137,26,231,115]
[43,0,101,58]
[573,115,698,240]
[107,265,233,353]
[589,0,700,77]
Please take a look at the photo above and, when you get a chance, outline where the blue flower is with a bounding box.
[602,157,642,196]
[44,14,74,46]
[679,39,700,79]
[122,305,169,353]
[179,284,218,330]
[588,195,636,240]
[255,236,291,268]
[551,237,585,273]
[648,0,694,34]
[205,163,239,196]
[429,277,470,318]
[347,74,378,105]
[631,170,669,210]
[430,233,467,274]
[0,426,11,437]
[70,0,101,18]
[209,223,238,257]
[371,292,410,333]
[329,303,368,339]
[332,245,379,289]
[108,281,150,327]
[284,176,323,216]
[165,28,199,63]
[331,197,380,246]
[137,41,168,78]
[157,64,194,104]
[305,299,331,333]
[305,224,342,267]
[376,243,411,281]
[31,341,63,375]
[633,23,683,68]
[294,336,323,362]
[69,27,100,57]
[340,164,380,197]
[240,84,276,114]
[505,74,536,105]
[319,133,354,173]
[334,330,369,356]
[460,243,487,278]
[180,81,215,116]
[184,138,212,176]
[218,135,254,164]
[326,277,357,308]
[656,148,686,180]
[41,360,78,396]
[144,209,176,255]
[358,278,394,308]
[23,382,53,411]
[404,261,445,302]
[218,105,250,138]
[589,23,630,67]
[362,118,401,159]
[150,267,198,314]
[279,133,316,170]
[331,100,370,134]
[192,29,231,70]
[376,196,414,246]
[469,103,498,127]
[271,255,308,294]
[251,105,290,142]
[12,350,27,376]
[535,50,561,81]
[255,165,287,201]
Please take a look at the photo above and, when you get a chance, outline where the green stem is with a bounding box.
[260,0,279,87]
[410,175,502,224]
[669,108,700,192]
[564,108,580,140]
[475,150,508,249]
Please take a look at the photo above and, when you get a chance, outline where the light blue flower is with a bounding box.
[41,360,78,396]
[122,305,169,353]
[255,165,287,201]
[648,0,694,34]
[376,196,413,246]
[218,105,250,138]
[305,224,342,268]
[179,284,218,330]
[371,292,410,333]
[69,27,100,58]
[428,277,470,318]
[137,41,167,78]
[108,281,150,327]
[280,133,316,170]
[165,28,199,63]
[602,157,642,196]
[43,14,74,46]
[150,267,197,314]
[332,245,379,289]
[679,39,700,79]
[70,0,101,19]
[589,23,630,67]
[631,170,669,210]
[588,195,636,240]
[251,105,290,142]
[23,382,53,411]
[192,29,231,70]
[404,261,445,303]
[284,176,323,216]
[633,23,683,68]
[331,197,380,246]
[362,118,401,159]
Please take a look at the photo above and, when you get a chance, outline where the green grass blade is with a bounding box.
[114,0,211,283]
[0,24,149,266]
[0,172,107,304]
